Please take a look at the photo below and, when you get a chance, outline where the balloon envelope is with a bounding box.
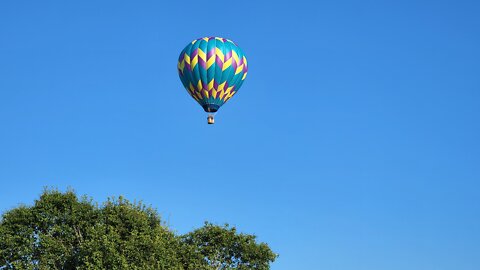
[177,37,248,113]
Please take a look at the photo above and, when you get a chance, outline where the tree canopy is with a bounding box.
[0,189,277,270]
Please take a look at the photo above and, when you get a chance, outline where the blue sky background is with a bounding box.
[1,1,479,269]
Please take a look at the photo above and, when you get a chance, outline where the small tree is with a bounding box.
[181,223,277,270]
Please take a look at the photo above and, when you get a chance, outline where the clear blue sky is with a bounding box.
[1,1,479,269]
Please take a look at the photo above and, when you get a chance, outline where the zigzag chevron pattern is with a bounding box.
[178,37,248,112]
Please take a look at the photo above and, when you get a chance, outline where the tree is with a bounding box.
[0,189,276,270]
[0,189,99,269]
[181,223,277,270]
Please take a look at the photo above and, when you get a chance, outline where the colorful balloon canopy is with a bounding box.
[177,37,248,123]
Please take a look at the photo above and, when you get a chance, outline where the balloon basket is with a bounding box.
[207,114,215,125]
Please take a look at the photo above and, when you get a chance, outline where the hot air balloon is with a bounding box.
[177,37,248,124]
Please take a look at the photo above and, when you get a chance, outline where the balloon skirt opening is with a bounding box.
[202,104,219,113]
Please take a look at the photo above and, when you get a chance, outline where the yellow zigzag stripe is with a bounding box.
[207,56,215,69]
[215,48,224,62]
[191,55,198,69]
[198,49,206,62]
[235,64,244,75]
[232,51,240,65]
[223,86,234,100]
[208,79,214,90]
[218,82,226,91]
[222,58,232,71]
[224,92,234,102]
[178,61,185,72]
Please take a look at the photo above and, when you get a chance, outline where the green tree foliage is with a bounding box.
[181,223,277,270]
[0,189,276,270]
